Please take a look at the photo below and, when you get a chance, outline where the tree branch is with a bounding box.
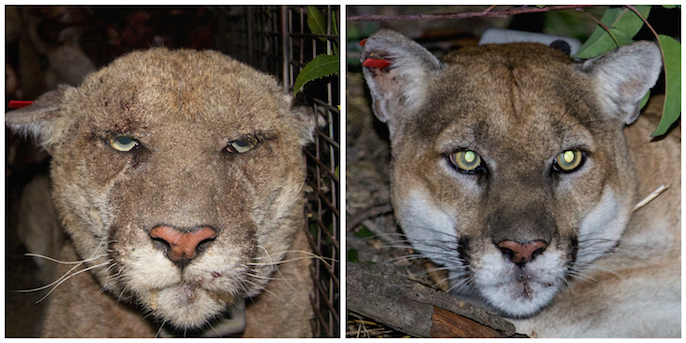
[347,5,594,22]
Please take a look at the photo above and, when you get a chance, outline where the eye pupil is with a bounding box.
[563,150,575,163]
[464,151,476,163]
[117,136,133,145]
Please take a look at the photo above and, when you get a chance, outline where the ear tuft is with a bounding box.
[361,29,444,126]
[581,41,662,125]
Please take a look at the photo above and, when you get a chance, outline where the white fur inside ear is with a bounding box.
[582,41,662,124]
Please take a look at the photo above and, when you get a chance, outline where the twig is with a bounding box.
[633,185,668,212]
[578,7,620,46]
[347,5,594,22]
[346,203,392,231]
[626,6,667,91]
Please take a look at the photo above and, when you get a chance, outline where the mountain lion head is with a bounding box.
[361,29,662,318]
[6,48,316,334]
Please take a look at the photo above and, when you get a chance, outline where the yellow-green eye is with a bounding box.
[554,149,584,172]
[227,139,257,154]
[108,135,138,152]
[452,150,482,172]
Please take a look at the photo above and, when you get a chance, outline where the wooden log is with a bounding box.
[346,263,520,337]
[430,306,500,338]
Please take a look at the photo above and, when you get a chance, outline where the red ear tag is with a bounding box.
[362,58,392,69]
[359,38,367,47]
[8,100,34,109]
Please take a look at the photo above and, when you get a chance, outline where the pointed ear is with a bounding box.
[284,94,324,146]
[6,85,73,150]
[580,41,662,125]
[361,29,444,125]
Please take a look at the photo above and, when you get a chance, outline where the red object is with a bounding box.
[8,100,34,109]
[362,58,392,69]
[359,38,367,47]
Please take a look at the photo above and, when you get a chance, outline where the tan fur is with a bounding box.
[7,48,315,337]
[361,29,679,337]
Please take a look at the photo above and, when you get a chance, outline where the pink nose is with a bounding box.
[497,240,548,265]
[150,225,217,263]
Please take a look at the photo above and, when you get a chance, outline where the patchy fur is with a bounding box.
[361,29,679,337]
[6,48,316,337]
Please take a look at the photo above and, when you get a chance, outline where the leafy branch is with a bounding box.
[293,6,339,95]
[573,5,680,137]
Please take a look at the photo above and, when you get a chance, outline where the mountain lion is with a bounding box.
[360,29,680,337]
[6,48,316,337]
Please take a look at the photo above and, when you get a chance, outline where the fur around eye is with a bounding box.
[108,134,139,152]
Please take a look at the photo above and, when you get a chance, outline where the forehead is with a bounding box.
[413,43,601,151]
[68,49,288,132]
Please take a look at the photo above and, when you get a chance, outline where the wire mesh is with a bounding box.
[216,5,340,338]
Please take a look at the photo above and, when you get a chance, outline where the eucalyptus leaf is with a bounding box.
[293,54,339,95]
[574,6,650,59]
[639,90,651,110]
[332,10,339,55]
[307,6,327,41]
[651,35,681,137]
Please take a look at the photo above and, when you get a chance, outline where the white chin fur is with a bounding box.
[472,250,566,317]
[149,285,231,329]
[115,238,250,330]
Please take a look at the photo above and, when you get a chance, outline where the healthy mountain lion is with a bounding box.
[6,48,316,337]
[360,29,680,337]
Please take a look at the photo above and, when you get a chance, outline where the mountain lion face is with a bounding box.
[361,29,662,318]
[6,48,315,334]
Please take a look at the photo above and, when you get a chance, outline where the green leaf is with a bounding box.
[293,54,339,95]
[347,249,359,263]
[332,10,339,56]
[307,6,327,39]
[651,35,681,137]
[332,10,338,36]
[639,90,651,110]
[574,6,651,59]
[306,7,338,54]
[542,6,607,42]
[662,5,678,9]
[354,227,374,238]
